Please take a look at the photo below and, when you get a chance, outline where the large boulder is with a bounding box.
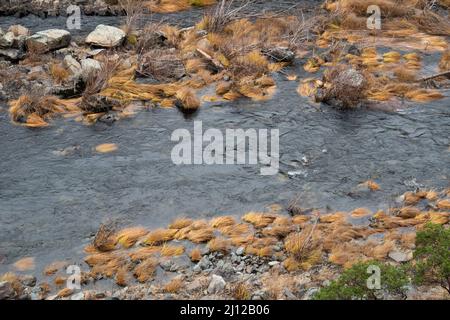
[26,29,71,53]
[85,25,125,48]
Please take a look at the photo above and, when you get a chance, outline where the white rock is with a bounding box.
[63,55,82,76]
[26,29,71,52]
[207,275,226,294]
[70,291,85,300]
[388,250,413,263]
[236,247,245,256]
[85,25,125,48]
[81,58,101,81]
[0,32,14,48]
[268,261,280,266]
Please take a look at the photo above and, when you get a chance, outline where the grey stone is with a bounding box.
[8,25,29,37]
[283,288,296,299]
[80,58,101,81]
[207,275,226,294]
[0,48,24,61]
[0,31,14,48]
[27,29,71,52]
[70,291,85,300]
[85,25,125,48]
[236,247,245,256]
[268,261,280,267]
[263,46,295,62]
[388,250,413,263]
[302,287,319,300]
[63,55,81,76]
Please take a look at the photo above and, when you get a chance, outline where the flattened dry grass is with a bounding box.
[143,228,178,245]
[169,217,194,229]
[116,226,148,248]
[242,212,276,228]
[210,216,236,228]
[207,237,231,253]
[163,277,184,293]
[133,257,158,283]
[160,244,185,256]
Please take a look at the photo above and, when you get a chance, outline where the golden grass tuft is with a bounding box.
[144,228,178,245]
[207,237,231,253]
[160,244,185,256]
[169,217,193,230]
[50,63,70,84]
[189,247,202,262]
[262,225,293,238]
[129,246,161,262]
[13,257,35,271]
[116,226,148,248]
[163,277,184,293]
[232,282,251,300]
[439,50,450,71]
[133,257,158,283]
[218,223,251,237]
[57,288,73,298]
[187,228,215,243]
[437,199,450,210]
[425,190,439,201]
[242,211,276,228]
[43,261,68,276]
[175,87,201,111]
[350,207,372,218]
[397,206,420,219]
[210,216,236,228]
[95,143,118,153]
[115,266,130,287]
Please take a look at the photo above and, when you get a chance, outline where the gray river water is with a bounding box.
[0,3,449,275]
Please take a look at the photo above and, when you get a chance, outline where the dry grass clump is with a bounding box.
[207,237,231,253]
[218,223,251,237]
[175,87,201,112]
[144,228,178,245]
[93,223,117,252]
[163,277,184,293]
[160,244,185,256]
[242,212,276,228]
[169,217,194,229]
[129,246,161,261]
[9,95,77,127]
[13,257,35,271]
[189,247,203,262]
[397,206,421,219]
[133,257,158,283]
[262,224,293,238]
[137,48,186,82]
[43,261,69,276]
[116,226,148,248]
[232,282,251,300]
[439,50,450,71]
[350,207,372,218]
[210,216,236,228]
[50,63,70,84]
[187,228,215,243]
[115,266,130,287]
[437,199,450,210]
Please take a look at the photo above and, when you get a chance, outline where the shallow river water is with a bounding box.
[0,3,449,276]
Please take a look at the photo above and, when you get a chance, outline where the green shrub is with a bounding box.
[413,223,450,295]
[314,261,409,300]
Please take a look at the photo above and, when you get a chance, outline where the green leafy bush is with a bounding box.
[314,261,409,300]
[413,223,450,295]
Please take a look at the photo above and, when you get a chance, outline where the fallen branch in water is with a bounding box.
[418,70,450,82]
